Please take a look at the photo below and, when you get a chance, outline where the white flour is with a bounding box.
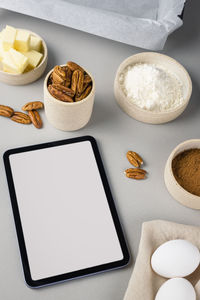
[119,63,184,112]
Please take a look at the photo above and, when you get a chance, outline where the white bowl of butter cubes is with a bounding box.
[0,25,47,85]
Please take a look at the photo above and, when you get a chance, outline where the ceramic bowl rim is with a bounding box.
[115,52,192,116]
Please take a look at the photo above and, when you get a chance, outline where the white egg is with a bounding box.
[155,278,196,300]
[151,239,200,278]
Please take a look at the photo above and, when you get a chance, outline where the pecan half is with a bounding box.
[22,101,44,111]
[76,82,89,97]
[71,70,79,94]
[0,105,14,117]
[84,74,92,84]
[11,112,31,124]
[48,85,73,102]
[28,110,42,129]
[125,168,146,180]
[66,61,85,73]
[52,65,66,85]
[52,84,75,97]
[77,70,84,95]
[75,85,92,102]
[71,70,84,94]
[126,151,143,167]
[64,67,72,87]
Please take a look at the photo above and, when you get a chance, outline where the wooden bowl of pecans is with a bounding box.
[44,62,95,131]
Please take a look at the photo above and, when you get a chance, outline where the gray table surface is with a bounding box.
[0,2,200,300]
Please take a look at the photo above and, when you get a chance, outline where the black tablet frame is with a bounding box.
[3,136,129,288]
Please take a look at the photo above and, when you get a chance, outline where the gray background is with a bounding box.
[0,2,199,299]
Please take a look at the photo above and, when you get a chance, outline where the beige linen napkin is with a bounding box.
[124,220,200,300]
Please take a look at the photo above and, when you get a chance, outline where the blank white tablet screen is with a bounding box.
[9,141,123,280]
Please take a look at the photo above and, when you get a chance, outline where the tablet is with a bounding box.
[4,136,129,288]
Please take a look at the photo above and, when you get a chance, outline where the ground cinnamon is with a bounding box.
[172,149,200,196]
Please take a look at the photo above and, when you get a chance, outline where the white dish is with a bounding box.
[164,139,200,209]
[114,52,192,124]
[0,29,48,85]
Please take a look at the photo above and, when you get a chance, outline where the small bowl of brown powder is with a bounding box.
[164,139,200,209]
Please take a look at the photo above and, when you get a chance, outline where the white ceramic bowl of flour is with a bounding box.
[114,52,192,124]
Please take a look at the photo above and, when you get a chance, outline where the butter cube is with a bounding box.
[24,64,33,73]
[0,30,4,40]
[14,29,30,52]
[9,48,28,73]
[2,52,21,74]
[0,35,7,61]
[2,25,17,51]
[30,35,42,52]
[0,41,6,61]
[22,50,43,68]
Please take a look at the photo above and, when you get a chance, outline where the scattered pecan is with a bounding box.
[11,112,31,124]
[126,151,143,167]
[125,168,146,180]
[0,105,14,117]
[0,101,44,129]
[28,110,42,129]
[22,101,44,111]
